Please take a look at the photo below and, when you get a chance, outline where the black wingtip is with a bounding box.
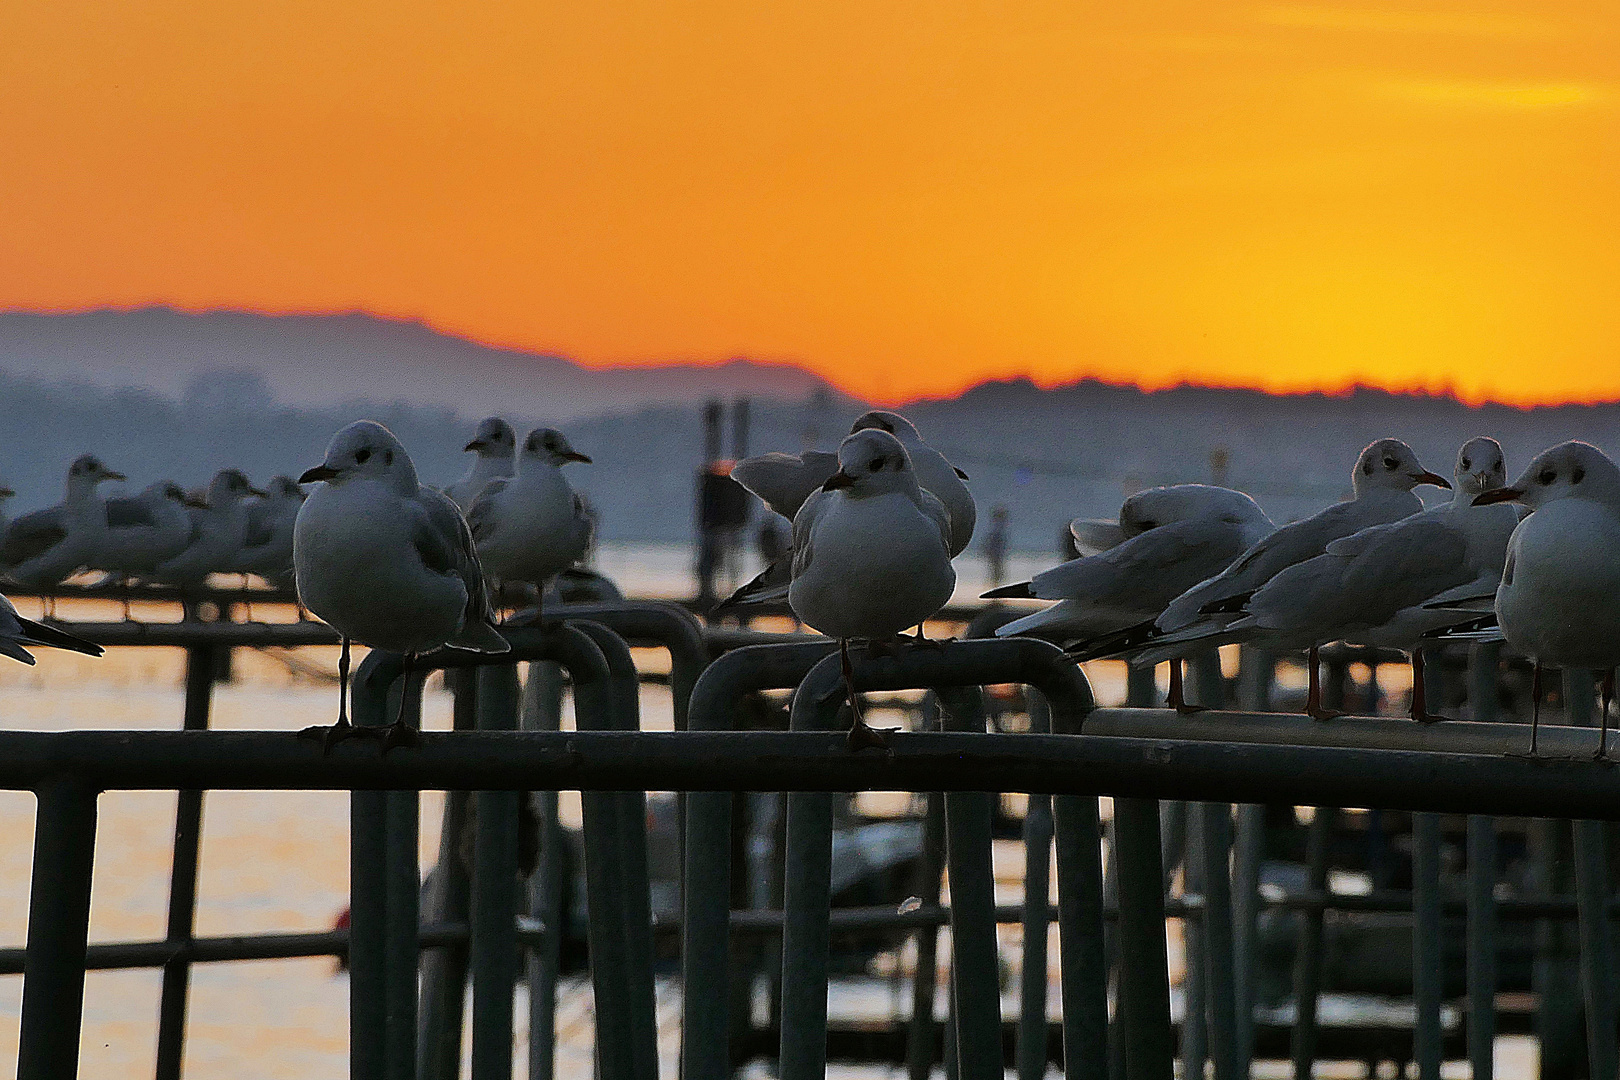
[1198,590,1255,616]
[981,582,1033,600]
[17,618,105,658]
[1422,613,1499,639]
[1064,618,1161,662]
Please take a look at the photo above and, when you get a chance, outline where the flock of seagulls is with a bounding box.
[1,403,1617,761]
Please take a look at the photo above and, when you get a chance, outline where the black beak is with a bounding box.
[1412,470,1451,489]
[1473,487,1523,505]
[563,450,592,464]
[0,487,13,499]
[464,439,487,452]
[299,465,340,484]
[954,466,970,480]
[249,486,270,498]
[822,470,856,491]
[183,494,210,509]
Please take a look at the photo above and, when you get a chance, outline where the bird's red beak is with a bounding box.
[1473,487,1522,505]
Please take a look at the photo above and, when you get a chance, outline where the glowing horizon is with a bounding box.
[3,1,1616,407]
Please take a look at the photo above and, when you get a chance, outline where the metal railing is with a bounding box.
[3,598,1620,1080]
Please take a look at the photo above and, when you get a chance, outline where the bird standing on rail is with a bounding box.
[234,475,306,589]
[1069,438,1450,717]
[720,409,973,615]
[151,469,266,592]
[1472,441,1620,758]
[295,421,509,749]
[0,455,127,600]
[786,428,956,749]
[467,427,592,616]
[986,484,1274,711]
[443,416,517,512]
[91,481,199,617]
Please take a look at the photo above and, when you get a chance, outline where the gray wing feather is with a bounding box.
[105,498,157,529]
[732,451,839,521]
[0,508,67,567]
[415,488,501,641]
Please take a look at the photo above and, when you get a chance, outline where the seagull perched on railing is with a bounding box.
[0,455,126,595]
[295,421,509,749]
[151,470,266,591]
[1471,441,1620,758]
[466,428,592,615]
[1067,438,1450,717]
[443,417,517,512]
[1124,437,1515,723]
[785,428,956,749]
[720,410,973,616]
[91,481,200,616]
[985,484,1273,711]
[0,593,103,665]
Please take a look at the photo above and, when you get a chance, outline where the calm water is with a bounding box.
[0,543,1534,1077]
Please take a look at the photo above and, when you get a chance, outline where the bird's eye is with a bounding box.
[1460,458,1471,470]
[1383,457,1398,470]
[1362,460,1374,475]
[1494,460,1503,471]
[356,449,371,464]
[1539,468,1556,485]
[1572,466,1585,484]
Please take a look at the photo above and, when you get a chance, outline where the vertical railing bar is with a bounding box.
[383,670,423,1080]
[907,787,947,1080]
[939,685,1003,1080]
[1289,806,1335,1080]
[1413,812,1444,1080]
[1016,693,1054,1080]
[569,620,659,1080]
[1467,641,1501,1080]
[470,663,522,1080]
[525,661,566,1080]
[1200,802,1239,1080]
[350,655,393,1080]
[419,668,478,1080]
[154,643,216,1080]
[1567,670,1619,1080]
[1115,795,1175,1080]
[18,777,100,1080]
[1232,646,1272,1077]
[1052,779,1108,1080]
[779,670,838,1080]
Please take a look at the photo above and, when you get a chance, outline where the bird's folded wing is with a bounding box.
[463,479,507,544]
[0,507,67,567]
[1068,518,1127,557]
[1029,519,1226,610]
[105,497,157,529]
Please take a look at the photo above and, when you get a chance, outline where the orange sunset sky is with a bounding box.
[2,1,1617,405]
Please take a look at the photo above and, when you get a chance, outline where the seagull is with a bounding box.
[295,421,509,748]
[0,455,126,596]
[1472,441,1620,757]
[151,470,266,591]
[466,428,593,613]
[1071,438,1450,715]
[443,417,517,512]
[786,428,956,748]
[91,481,200,616]
[985,484,1274,711]
[1149,437,1516,722]
[719,410,973,615]
[235,476,306,588]
[0,593,103,665]
[731,409,975,555]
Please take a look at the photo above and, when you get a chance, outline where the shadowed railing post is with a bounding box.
[18,777,100,1080]
[154,642,216,1080]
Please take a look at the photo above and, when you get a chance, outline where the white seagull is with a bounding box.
[0,455,127,592]
[295,421,509,747]
[1149,438,1515,721]
[0,593,104,665]
[1073,439,1450,714]
[443,417,517,512]
[92,481,199,614]
[466,428,593,613]
[152,470,266,590]
[986,484,1274,711]
[787,428,956,748]
[1472,441,1620,757]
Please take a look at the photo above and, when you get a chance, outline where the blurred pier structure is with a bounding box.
[1,579,1620,1080]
